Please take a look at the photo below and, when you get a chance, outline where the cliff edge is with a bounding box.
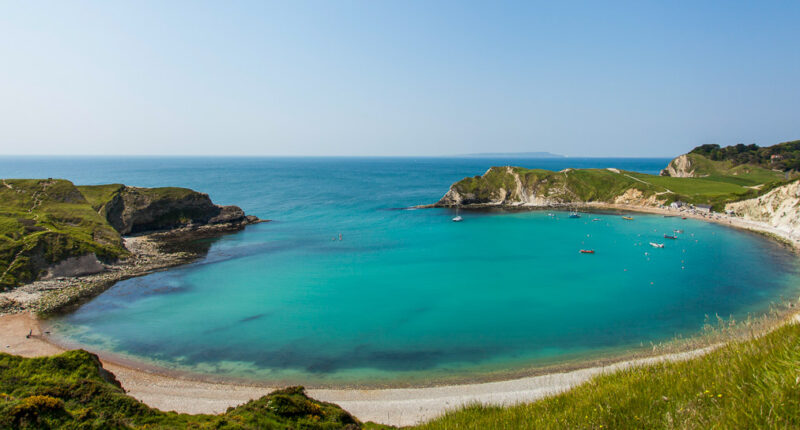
[0,180,262,291]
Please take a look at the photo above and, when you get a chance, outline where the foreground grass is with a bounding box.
[0,350,365,429]
[2,320,798,429]
[414,320,800,429]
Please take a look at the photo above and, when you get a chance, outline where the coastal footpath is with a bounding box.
[0,179,263,314]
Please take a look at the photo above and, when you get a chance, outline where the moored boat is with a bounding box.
[650,242,664,248]
[664,234,677,239]
[579,249,595,254]
[622,216,634,220]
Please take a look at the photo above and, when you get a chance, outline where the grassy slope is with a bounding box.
[414,321,800,429]
[451,162,789,209]
[0,180,224,290]
[0,350,366,429]
[678,153,786,185]
[0,180,127,290]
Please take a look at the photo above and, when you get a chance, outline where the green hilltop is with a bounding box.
[0,179,128,290]
[0,179,254,291]
[438,140,799,210]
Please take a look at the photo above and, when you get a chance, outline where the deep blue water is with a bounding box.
[3,156,799,385]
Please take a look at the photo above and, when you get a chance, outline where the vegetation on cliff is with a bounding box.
[690,140,800,172]
[438,165,787,210]
[0,180,127,290]
[0,350,364,429]
[0,179,257,291]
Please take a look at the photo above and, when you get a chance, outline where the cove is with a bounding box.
[48,209,800,386]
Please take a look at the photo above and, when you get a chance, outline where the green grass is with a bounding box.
[0,180,226,290]
[77,184,125,211]
[0,350,367,429]
[0,179,128,290]
[413,321,800,429]
[447,164,792,210]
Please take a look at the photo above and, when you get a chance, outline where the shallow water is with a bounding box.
[4,156,799,385]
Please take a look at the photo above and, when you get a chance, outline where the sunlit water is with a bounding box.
[3,156,798,385]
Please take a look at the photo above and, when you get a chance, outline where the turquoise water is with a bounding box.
[3,157,799,385]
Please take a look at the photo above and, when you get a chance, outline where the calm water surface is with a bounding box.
[2,157,798,385]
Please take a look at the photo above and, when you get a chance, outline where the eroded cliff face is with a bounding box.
[660,154,697,177]
[435,166,665,208]
[101,187,255,235]
[725,180,800,240]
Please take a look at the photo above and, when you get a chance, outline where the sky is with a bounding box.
[0,1,798,157]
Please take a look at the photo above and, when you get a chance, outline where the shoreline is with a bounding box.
[0,220,265,316]
[2,204,800,425]
[5,311,798,427]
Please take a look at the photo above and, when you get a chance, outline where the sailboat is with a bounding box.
[452,208,463,222]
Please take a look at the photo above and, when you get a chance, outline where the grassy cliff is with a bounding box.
[0,179,255,291]
[438,165,786,210]
[0,180,127,290]
[0,350,363,429]
[689,140,800,172]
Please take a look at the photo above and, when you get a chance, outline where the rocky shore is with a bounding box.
[0,217,266,316]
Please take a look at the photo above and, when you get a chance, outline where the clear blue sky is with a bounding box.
[0,1,798,157]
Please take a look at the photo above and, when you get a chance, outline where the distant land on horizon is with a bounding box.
[455,151,565,158]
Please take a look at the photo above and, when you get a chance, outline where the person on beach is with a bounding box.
[26,329,31,339]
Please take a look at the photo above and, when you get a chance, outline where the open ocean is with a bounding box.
[3,156,799,385]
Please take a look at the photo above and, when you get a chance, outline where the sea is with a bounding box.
[2,156,799,386]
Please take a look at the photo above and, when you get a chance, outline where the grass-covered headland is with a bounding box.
[436,140,799,210]
[0,179,257,291]
[2,320,798,429]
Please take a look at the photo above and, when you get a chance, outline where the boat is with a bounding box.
[673,229,684,233]
[579,249,595,254]
[622,216,634,220]
[592,218,601,222]
[569,212,581,218]
[664,234,677,239]
[681,217,687,220]
[452,208,463,222]
[649,242,664,248]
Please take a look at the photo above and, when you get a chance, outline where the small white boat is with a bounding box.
[649,242,664,248]
[452,215,463,222]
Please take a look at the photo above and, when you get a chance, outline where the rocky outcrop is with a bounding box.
[660,154,697,177]
[435,166,666,208]
[725,180,800,241]
[1,179,263,291]
[99,186,258,235]
[42,254,105,279]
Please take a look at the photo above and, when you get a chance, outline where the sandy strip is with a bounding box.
[2,211,799,426]
[1,312,720,426]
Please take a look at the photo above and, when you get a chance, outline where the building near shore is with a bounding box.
[694,204,712,213]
